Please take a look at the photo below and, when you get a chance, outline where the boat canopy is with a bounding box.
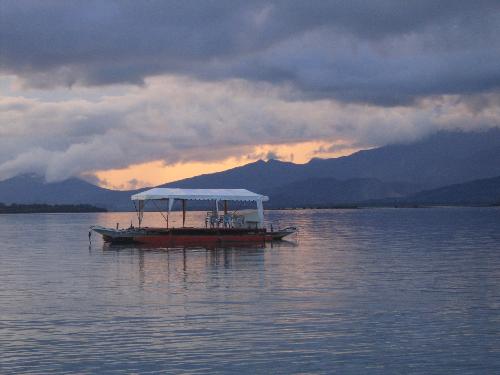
[130,188,269,228]
[131,188,269,202]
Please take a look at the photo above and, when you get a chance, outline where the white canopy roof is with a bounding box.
[131,188,269,202]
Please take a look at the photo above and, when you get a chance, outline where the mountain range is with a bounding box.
[394,176,500,206]
[1,129,499,210]
[0,174,137,210]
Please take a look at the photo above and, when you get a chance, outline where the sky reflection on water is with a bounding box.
[1,208,500,374]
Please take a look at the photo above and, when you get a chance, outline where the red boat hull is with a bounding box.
[92,226,296,246]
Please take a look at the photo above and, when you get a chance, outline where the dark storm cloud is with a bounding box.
[1,0,500,104]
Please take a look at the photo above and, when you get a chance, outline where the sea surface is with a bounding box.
[1,208,499,374]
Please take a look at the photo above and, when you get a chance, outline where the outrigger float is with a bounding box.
[91,188,297,246]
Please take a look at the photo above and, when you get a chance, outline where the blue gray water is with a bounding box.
[1,208,499,374]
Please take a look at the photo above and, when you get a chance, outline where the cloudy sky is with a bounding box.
[1,1,500,189]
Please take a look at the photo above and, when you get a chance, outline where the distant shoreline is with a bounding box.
[269,203,500,210]
[0,203,107,214]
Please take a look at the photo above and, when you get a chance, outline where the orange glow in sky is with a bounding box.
[94,141,361,190]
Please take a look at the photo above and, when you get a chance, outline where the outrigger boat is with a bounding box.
[91,188,297,246]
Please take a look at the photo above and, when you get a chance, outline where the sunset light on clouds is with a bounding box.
[92,140,361,189]
[1,1,500,188]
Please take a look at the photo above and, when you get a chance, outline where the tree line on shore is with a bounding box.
[0,203,107,213]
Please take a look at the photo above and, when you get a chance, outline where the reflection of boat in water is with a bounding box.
[91,188,297,246]
[101,238,298,251]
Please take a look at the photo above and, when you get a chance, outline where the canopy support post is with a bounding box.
[140,201,144,227]
[133,201,139,226]
[167,198,175,229]
[133,200,145,228]
[182,199,186,227]
[257,199,264,229]
[224,200,228,214]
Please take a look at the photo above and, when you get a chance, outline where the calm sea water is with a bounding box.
[1,208,499,374]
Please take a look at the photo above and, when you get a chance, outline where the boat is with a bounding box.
[91,188,297,246]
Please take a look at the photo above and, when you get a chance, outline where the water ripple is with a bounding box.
[1,208,499,374]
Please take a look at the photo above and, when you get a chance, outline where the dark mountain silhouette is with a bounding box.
[264,178,419,208]
[398,175,500,205]
[1,129,499,209]
[160,159,304,191]
[306,129,500,188]
[161,128,500,191]
[0,174,138,210]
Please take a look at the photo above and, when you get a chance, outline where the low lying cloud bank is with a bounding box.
[1,76,499,182]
